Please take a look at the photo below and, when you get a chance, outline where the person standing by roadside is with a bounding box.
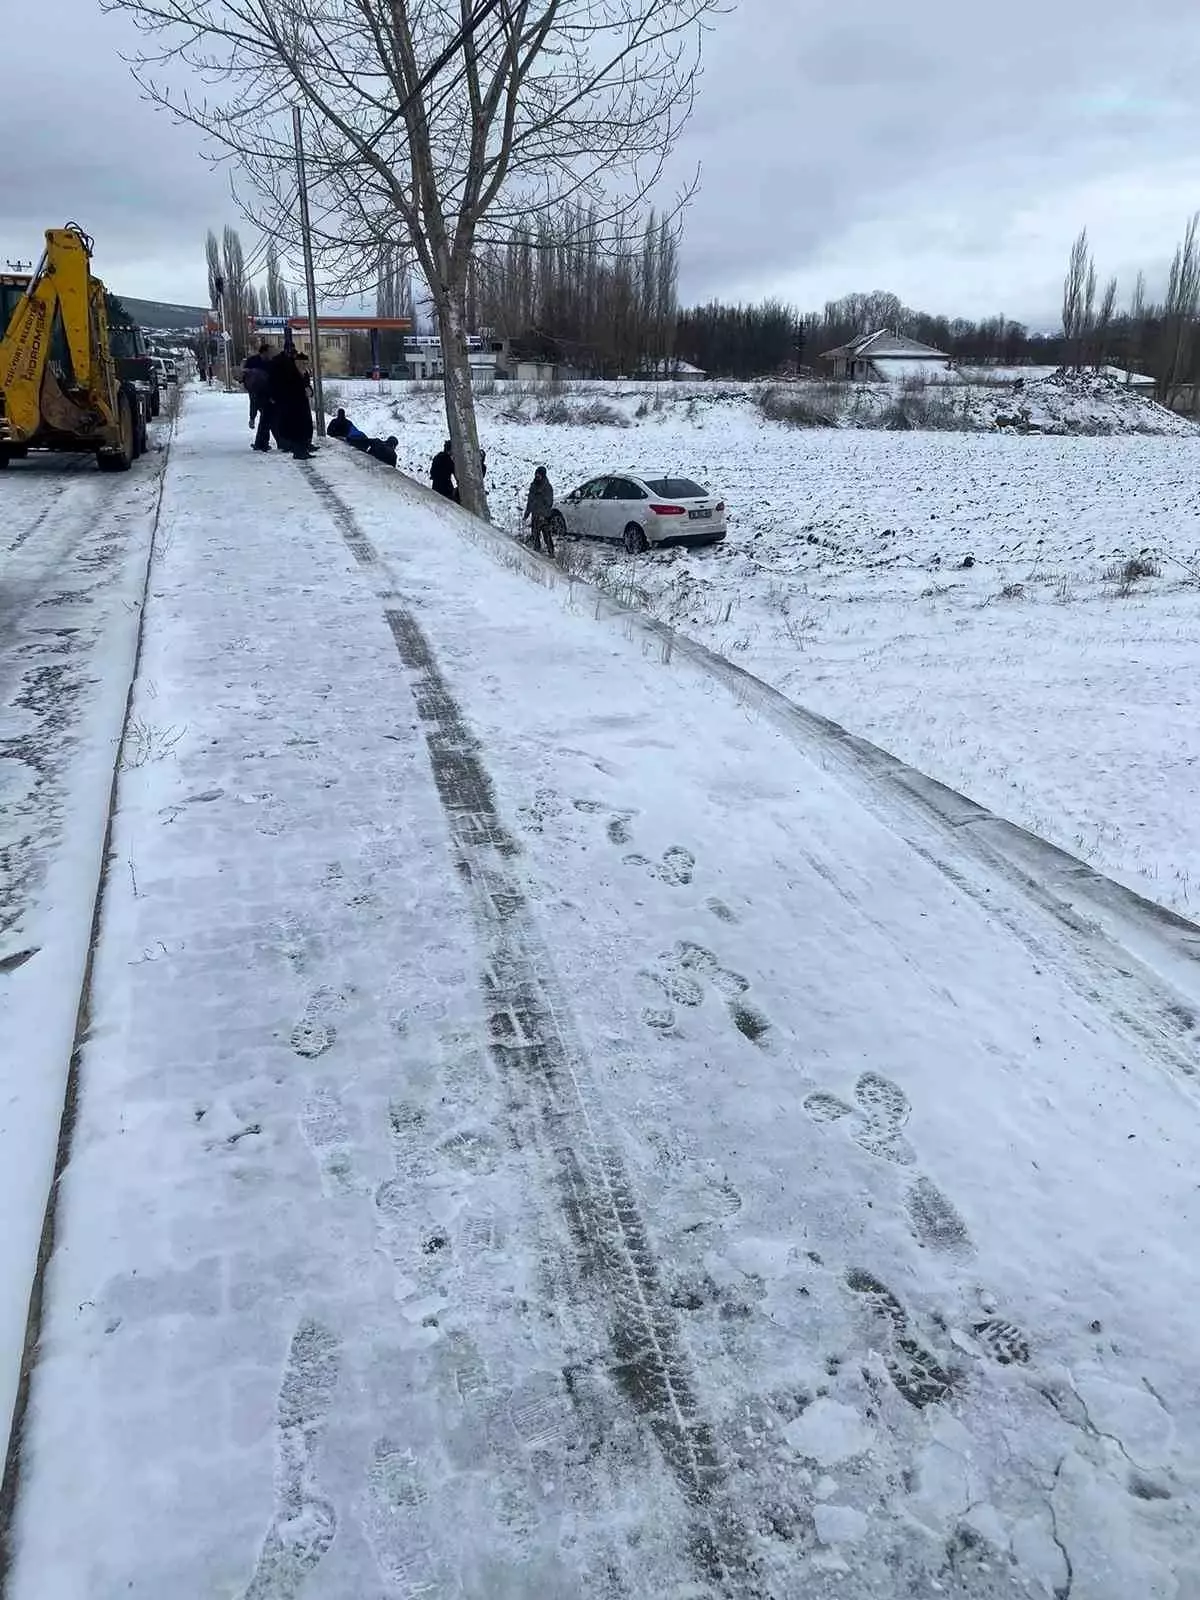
[522,465,556,556]
[268,347,316,460]
[242,342,273,451]
[430,439,457,500]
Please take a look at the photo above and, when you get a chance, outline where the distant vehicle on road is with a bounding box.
[551,472,727,553]
[109,312,160,418]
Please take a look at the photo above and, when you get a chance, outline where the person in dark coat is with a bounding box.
[367,435,399,467]
[430,439,457,500]
[243,343,273,450]
[327,407,351,438]
[268,349,316,459]
[522,466,556,556]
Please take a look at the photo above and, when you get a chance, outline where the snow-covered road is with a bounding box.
[0,432,171,1467]
[6,391,1200,1598]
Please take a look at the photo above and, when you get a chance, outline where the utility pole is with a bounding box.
[292,105,326,436]
[213,272,233,390]
[5,259,32,273]
[218,296,233,391]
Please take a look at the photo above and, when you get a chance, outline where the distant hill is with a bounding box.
[119,295,209,333]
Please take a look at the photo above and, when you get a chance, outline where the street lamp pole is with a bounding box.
[292,105,326,436]
[218,294,233,391]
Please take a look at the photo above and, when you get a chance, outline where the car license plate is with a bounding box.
[688,508,711,520]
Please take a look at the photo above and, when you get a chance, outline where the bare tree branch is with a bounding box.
[103,0,720,513]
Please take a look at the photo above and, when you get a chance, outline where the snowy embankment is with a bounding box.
[9,390,1200,1599]
[335,378,1200,915]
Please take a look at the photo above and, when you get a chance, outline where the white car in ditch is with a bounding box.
[551,472,727,553]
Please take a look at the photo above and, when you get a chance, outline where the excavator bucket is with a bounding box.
[38,363,105,439]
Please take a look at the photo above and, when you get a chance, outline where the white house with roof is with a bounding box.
[822,330,955,383]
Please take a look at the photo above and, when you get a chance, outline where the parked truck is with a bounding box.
[0,224,148,471]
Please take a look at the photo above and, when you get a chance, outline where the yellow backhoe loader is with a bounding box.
[0,224,147,472]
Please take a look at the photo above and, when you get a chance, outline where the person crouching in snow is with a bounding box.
[367,435,399,467]
[327,407,351,438]
[523,466,556,556]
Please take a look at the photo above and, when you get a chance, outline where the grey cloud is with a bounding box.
[673,0,1200,317]
[0,0,234,303]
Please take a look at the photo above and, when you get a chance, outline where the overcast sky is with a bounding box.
[2,0,1199,327]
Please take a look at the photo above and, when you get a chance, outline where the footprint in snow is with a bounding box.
[906,1175,974,1257]
[289,987,347,1058]
[804,1071,916,1166]
[970,1316,1031,1366]
[640,940,771,1046]
[240,1319,341,1598]
[844,1268,955,1410]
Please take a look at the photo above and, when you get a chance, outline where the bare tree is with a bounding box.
[265,239,287,317]
[221,225,253,364]
[1120,269,1147,385]
[1091,275,1117,370]
[474,204,677,374]
[205,229,222,310]
[1160,213,1200,407]
[1061,227,1093,368]
[110,0,717,518]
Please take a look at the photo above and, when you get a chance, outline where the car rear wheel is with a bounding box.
[623,522,648,555]
[98,393,136,472]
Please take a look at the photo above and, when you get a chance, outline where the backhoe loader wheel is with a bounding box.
[0,453,9,471]
[98,394,135,473]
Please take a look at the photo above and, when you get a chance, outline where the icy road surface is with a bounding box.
[6,391,1200,1598]
[0,434,171,1459]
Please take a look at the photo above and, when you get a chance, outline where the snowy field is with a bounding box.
[336,379,1200,915]
[6,391,1200,1599]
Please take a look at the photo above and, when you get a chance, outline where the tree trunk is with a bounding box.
[437,288,488,520]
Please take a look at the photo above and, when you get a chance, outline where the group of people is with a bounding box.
[241,354,556,553]
[242,342,317,460]
[328,408,399,467]
[430,440,556,555]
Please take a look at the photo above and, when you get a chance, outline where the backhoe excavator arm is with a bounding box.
[0,226,118,446]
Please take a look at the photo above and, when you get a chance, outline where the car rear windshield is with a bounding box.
[644,478,707,499]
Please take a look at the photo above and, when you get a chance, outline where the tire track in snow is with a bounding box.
[305,470,767,1597]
